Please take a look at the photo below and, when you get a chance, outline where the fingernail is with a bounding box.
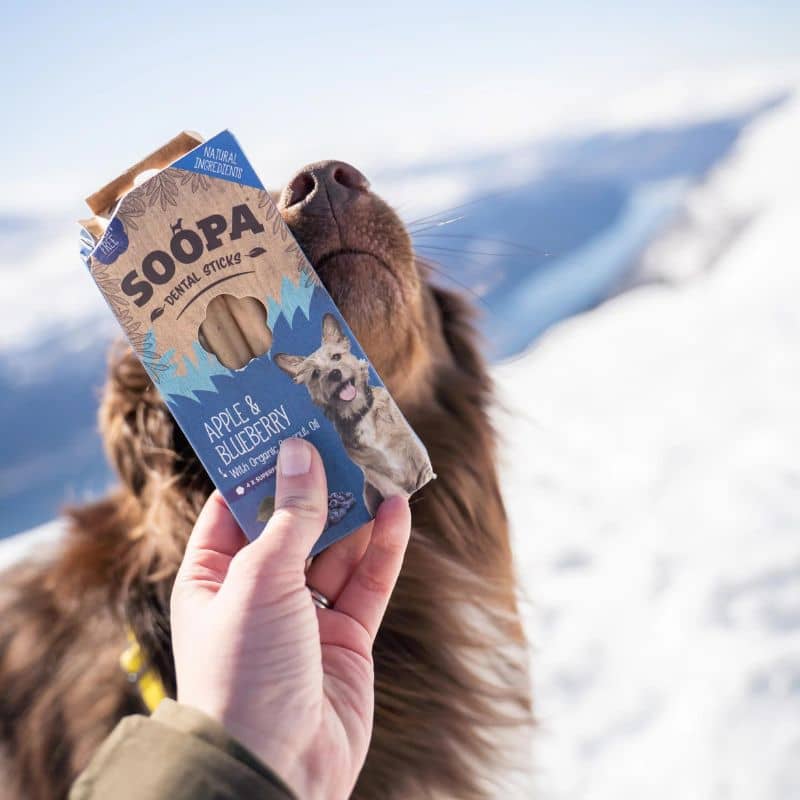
[279,438,311,477]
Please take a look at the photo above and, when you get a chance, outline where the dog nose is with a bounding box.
[282,161,370,209]
[327,368,342,383]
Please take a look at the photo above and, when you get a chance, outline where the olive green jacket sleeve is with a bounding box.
[69,699,296,800]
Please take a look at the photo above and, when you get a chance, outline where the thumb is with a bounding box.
[244,437,329,570]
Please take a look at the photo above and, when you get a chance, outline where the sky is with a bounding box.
[1,1,798,216]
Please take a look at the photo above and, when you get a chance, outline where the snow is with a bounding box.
[491,177,688,355]
[1,81,798,799]
[0,520,64,572]
[496,93,800,798]
[0,223,111,352]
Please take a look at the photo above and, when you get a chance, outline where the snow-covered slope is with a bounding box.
[0,85,797,799]
[497,93,800,798]
[0,520,64,573]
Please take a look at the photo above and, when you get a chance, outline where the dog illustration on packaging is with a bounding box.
[275,314,434,513]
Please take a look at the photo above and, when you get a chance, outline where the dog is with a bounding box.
[275,313,435,515]
[0,160,533,799]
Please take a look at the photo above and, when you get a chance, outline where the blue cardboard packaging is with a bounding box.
[80,130,433,555]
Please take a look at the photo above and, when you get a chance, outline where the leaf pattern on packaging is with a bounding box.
[87,254,168,379]
[257,190,284,252]
[257,190,277,216]
[117,190,147,231]
[286,241,317,281]
[258,190,313,277]
[180,171,211,194]
[145,168,180,211]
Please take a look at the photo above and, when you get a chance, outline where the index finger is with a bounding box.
[330,496,411,641]
[175,490,248,593]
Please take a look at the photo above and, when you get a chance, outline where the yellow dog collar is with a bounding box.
[119,629,167,713]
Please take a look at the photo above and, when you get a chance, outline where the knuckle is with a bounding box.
[332,538,365,568]
[273,497,325,522]
[372,528,408,559]
[355,566,392,596]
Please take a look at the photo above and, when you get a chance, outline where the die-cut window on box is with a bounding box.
[199,294,272,370]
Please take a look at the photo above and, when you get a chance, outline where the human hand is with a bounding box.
[170,437,411,800]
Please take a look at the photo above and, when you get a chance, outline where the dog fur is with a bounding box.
[0,161,533,799]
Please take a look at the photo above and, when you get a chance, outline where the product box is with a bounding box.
[79,130,434,555]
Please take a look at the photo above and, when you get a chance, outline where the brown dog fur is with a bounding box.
[0,162,532,799]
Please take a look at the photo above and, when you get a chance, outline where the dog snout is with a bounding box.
[282,161,370,210]
[327,368,343,383]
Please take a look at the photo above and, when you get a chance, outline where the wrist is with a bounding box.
[151,700,299,797]
[177,697,312,798]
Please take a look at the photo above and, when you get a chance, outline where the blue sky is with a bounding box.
[1,1,798,215]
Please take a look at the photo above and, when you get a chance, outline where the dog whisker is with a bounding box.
[415,256,494,313]
[412,233,553,259]
[415,245,552,280]
[415,244,549,259]
[407,215,467,235]
[404,189,516,229]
